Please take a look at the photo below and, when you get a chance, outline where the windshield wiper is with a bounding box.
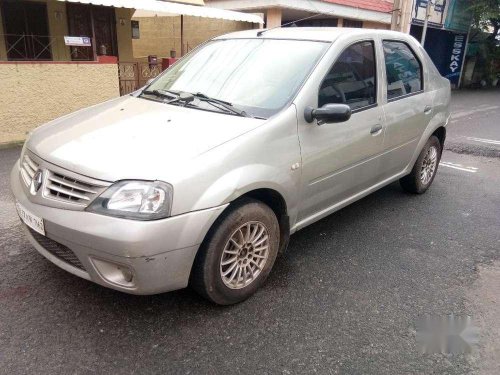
[141,89,178,100]
[142,89,254,118]
[192,92,252,118]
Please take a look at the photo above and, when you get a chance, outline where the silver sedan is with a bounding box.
[11,28,450,304]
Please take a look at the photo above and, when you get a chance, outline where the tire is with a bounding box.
[190,198,280,305]
[400,135,442,194]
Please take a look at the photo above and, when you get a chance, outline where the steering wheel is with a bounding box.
[320,80,346,105]
[330,84,346,103]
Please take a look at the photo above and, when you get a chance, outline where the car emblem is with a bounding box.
[30,170,43,195]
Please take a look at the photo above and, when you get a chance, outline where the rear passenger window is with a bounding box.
[319,41,376,111]
[382,41,423,100]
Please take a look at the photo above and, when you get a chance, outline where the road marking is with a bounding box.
[439,161,478,173]
[452,105,500,119]
[466,137,500,145]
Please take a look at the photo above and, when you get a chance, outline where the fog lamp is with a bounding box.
[91,258,135,288]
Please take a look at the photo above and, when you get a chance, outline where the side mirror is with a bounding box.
[304,104,352,125]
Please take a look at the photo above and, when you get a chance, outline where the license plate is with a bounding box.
[16,202,45,236]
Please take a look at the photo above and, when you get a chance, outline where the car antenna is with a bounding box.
[256,14,324,37]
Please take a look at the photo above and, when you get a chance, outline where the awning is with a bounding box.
[58,0,263,23]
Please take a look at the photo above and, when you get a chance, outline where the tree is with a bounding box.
[468,0,500,85]
[470,0,500,40]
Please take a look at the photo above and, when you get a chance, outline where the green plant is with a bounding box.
[469,0,500,85]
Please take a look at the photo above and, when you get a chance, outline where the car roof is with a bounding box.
[214,27,412,43]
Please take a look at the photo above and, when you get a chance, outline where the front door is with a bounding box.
[67,3,93,61]
[67,3,117,61]
[92,6,118,57]
[297,40,385,225]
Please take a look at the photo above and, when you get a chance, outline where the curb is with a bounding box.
[0,141,24,150]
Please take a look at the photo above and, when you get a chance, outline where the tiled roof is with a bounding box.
[322,0,393,13]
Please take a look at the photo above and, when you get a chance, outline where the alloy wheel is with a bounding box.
[420,145,438,185]
[220,221,270,289]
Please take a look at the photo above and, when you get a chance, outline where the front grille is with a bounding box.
[45,171,99,204]
[20,150,106,206]
[20,154,39,187]
[27,227,85,271]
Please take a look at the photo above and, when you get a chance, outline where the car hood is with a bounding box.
[27,96,264,182]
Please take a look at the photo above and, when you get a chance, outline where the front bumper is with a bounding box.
[10,160,227,295]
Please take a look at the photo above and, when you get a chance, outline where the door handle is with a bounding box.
[370,124,383,135]
[424,105,432,114]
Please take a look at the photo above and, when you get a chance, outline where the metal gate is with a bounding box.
[118,62,163,96]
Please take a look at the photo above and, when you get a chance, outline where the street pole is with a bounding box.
[421,0,432,45]
[457,24,472,88]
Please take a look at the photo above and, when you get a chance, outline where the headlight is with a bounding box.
[86,180,173,220]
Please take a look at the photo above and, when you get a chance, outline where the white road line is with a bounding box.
[466,137,500,145]
[440,161,478,170]
[452,105,500,119]
[439,162,478,173]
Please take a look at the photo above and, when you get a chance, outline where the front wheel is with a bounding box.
[190,198,280,305]
[400,135,442,194]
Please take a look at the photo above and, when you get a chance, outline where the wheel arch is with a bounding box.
[189,187,291,291]
[194,187,291,267]
[239,188,290,254]
[432,126,446,149]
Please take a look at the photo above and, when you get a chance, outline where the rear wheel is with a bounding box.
[400,135,442,194]
[190,198,280,305]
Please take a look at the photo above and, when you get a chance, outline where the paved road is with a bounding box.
[0,90,499,374]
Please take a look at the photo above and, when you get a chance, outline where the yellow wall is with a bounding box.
[0,63,120,145]
[362,21,391,30]
[336,18,390,30]
[132,16,253,59]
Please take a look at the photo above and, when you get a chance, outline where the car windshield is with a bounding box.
[144,38,329,118]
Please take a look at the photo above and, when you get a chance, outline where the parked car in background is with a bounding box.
[11,28,450,305]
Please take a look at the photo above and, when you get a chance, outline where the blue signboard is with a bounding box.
[423,28,467,85]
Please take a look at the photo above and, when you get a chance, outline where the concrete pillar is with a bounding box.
[47,0,71,61]
[266,8,282,28]
[115,8,134,61]
[391,0,400,31]
[399,0,413,33]
[337,18,343,27]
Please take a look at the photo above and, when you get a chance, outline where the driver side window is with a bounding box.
[319,41,377,111]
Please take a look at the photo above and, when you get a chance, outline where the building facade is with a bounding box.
[207,0,395,29]
[0,0,259,146]
[409,0,471,88]
[0,0,135,62]
[131,16,253,60]
[0,0,134,145]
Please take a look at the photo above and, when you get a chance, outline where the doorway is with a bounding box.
[66,3,118,61]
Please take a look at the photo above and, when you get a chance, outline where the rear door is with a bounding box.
[379,40,434,178]
[296,39,386,225]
